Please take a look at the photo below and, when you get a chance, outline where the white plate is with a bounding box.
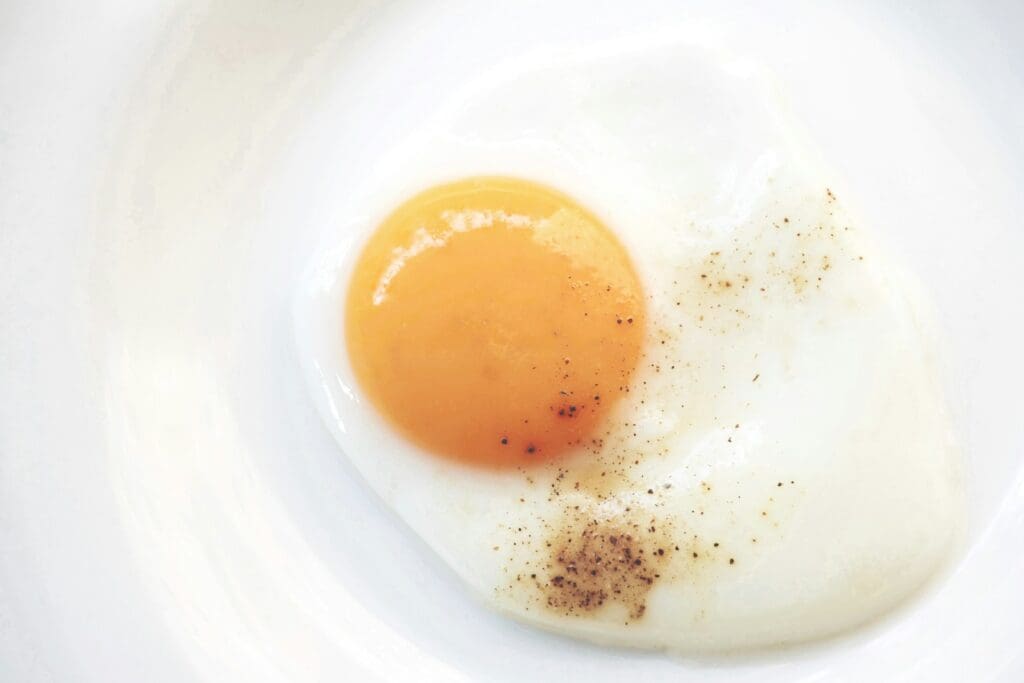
[1,1,1022,681]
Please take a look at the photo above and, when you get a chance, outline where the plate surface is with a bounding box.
[1,1,1022,681]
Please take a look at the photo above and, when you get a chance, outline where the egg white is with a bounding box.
[294,38,963,652]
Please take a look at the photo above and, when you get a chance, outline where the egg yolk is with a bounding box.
[345,177,645,467]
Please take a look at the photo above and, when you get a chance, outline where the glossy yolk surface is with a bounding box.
[345,177,645,467]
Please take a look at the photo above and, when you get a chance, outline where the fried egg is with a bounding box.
[294,39,963,652]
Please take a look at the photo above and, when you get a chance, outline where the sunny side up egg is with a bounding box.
[294,40,964,652]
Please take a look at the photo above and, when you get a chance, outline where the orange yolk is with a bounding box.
[345,177,645,467]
